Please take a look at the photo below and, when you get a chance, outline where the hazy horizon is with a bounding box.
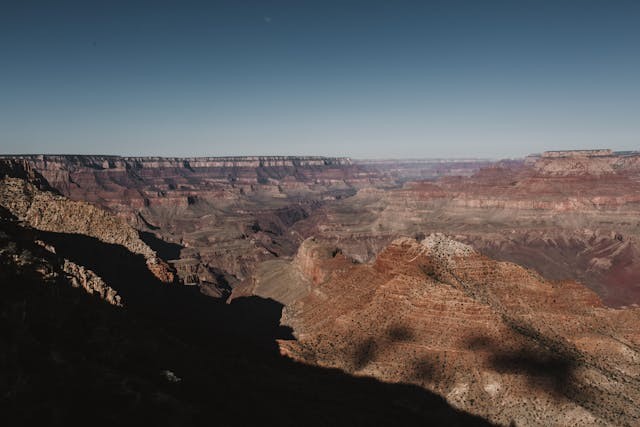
[2,1,639,158]
[0,149,627,161]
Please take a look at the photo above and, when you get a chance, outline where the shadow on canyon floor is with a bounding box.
[139,231,183,261]
[2,225,493,426]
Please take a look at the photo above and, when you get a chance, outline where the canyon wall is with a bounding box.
[4,155,370,212]
[6,152,640,306]
[3,155,490,294]
[0,155,380,292]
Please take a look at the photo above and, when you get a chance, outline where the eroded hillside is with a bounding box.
[276,235,640,425]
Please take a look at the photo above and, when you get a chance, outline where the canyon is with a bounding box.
[0,159,488,426]
[2,150,640,425]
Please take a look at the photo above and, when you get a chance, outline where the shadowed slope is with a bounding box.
[1,220,492,426]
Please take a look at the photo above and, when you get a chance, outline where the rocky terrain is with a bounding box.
[275,234,640,425]
[0,160,490,426]
[1,155,490,297]
[3,150,640,425]
[302,151,640,308]
[0,162,175,287]
[0,155,382,295]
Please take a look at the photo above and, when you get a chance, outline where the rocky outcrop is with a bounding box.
[279,235,640,426]
[0,159,54,191]
[292,237,348,285]
[0,177,154,256]
[62,258,122,306]
[0,173,175,284]
[2,205,490,426]
[1,210,121,306]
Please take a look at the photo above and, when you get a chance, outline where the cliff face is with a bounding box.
[3,155,367,214]
[0,177,155,258]
[279,235,640,426]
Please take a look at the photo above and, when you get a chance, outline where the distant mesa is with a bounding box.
[537,148,640,158]
[542,149,613,158]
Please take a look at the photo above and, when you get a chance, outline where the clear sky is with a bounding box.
[1,0,639,158]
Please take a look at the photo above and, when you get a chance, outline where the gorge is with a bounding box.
[2,150,640,425]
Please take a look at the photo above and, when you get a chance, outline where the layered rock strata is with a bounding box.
[304,152,640,307]
[279,235,640,426]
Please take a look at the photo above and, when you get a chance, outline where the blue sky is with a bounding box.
[1,0,639,158]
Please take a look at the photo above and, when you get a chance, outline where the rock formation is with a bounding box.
[1,205,121,306]
[278,235,640,426]
[0,174,175,285]
[0,184,489,427]
[1,155,498,296]
[300,151,640,307]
